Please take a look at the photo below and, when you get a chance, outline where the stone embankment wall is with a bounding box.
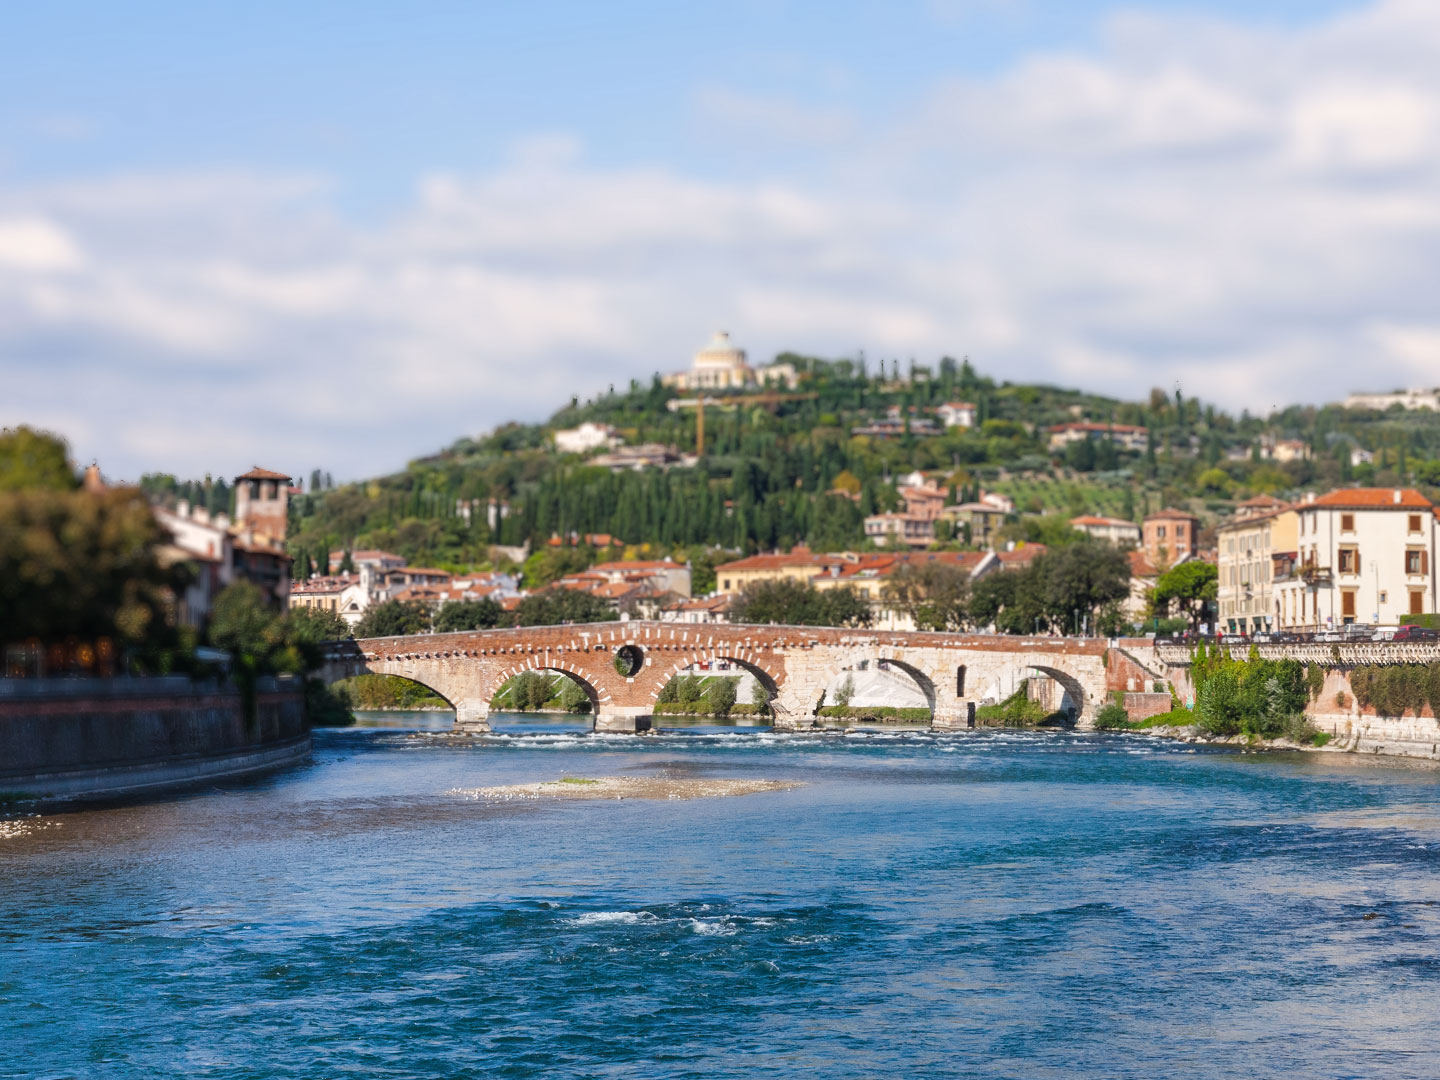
[1153,657,1440,761]
[0,676,309,802]
[1307,668,1440,760]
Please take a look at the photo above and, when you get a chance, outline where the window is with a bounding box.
[1405,549,1426,575]
[1342,590,1356,619]
[1410,514,1423,533]
[956,666,967,696]
[1411,591,1426,616]
[1379,591,1388,604]
[1341,513,1355,532]
[1338,547,1359,574]
[1157,525,1167,538]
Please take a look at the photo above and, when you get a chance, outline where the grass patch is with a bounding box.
[1131,708,1194,729]
[559,777,599,785]
[1311,732,1332,747]
[653,702,767,717]
[816,706,932,722]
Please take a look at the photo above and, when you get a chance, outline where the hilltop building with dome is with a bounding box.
[662,331,798,392]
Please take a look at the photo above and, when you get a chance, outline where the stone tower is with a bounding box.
[233,466,292,544]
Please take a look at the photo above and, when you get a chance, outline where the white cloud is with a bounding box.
[4,1,1440,480]
[0,217,84,271]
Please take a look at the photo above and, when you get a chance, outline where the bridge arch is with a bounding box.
[813,651,939,717]
[651,652,784,710]
[975,660,1089,724]
[320,658,464,711]
[481,660,606,717]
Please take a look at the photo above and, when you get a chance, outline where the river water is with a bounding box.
[4,712,1440,1079]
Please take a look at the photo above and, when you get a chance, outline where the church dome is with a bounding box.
[694,331,746,370]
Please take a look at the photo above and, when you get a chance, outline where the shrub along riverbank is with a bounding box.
[974,684,1070,727]
[1099,645,1331,747]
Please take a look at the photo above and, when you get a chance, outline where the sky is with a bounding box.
[1,0,1436,483]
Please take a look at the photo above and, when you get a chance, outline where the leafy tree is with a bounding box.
[355,599,433,638]
[883,561,971,631]
[0,485,191,669]
[1153,561,1218,632]
[1195,467,1233,496]
[287,605,350,647]
[968,566,1049,634]
[997,515,1084,548]
[521,546,592,588]
[832,673,855,708]
[434,598,505,632]
[750,678,772,714]
[557,678,592,713]
[730,578,871,627]
[706,677,738,717]
[500,671,555,711]
[507,587,616,627]
[338,550,355,574]
[0,426,77,492]
[1041,541,1131,634]
[819,586,874,628]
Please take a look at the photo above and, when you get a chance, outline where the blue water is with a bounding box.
[5,713,1440,1079]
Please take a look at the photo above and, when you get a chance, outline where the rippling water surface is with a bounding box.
[5,712,1440,1079]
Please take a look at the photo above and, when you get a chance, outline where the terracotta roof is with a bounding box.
[1238,495,1287,509]
[1128,550,1159,577]
[1070,515,1137,528]
[830,551,984,580]
[236,466,292,481]
[1309,488,1433,510]
[1144,507,1199,521]
[715,551,836,573]
[591,560,679,572]
[996,544,1046,567]
[291,574,359,594]
[668,595,732,612]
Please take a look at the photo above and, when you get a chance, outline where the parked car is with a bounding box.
[1392,625,1439,643]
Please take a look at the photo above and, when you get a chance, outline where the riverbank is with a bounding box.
[1113,715,1440,762]
[0,675,310,804]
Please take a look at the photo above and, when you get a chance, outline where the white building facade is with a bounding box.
[1274,489,1438,629]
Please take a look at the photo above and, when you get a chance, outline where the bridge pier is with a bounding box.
[594,709,653,734]
[454,702,491,734]
[931,706,973,731]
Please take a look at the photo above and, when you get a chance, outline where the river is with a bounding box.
[4,712,1440,1079]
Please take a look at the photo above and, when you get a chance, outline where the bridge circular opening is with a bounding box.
[613,645,645,678]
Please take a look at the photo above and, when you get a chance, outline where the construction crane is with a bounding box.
[667,391,820,456]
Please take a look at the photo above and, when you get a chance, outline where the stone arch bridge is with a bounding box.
[320,621,1127,733]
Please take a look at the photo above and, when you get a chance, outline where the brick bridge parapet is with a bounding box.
[320,622,1124,733]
